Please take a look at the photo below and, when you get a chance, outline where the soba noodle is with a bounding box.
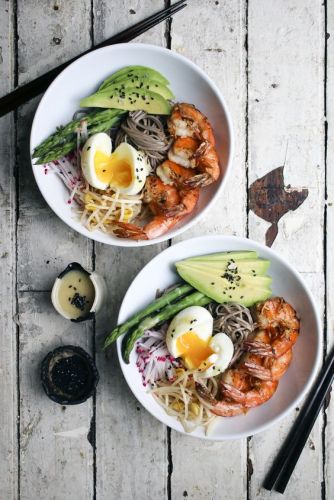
[115,110,172,168]
[208,302,255,366]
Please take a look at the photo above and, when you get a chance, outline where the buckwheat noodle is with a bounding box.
[115,110,172,168]
[208,302,255,366]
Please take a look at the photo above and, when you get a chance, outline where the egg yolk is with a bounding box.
[176,332,214,370]
[94,150,132,188]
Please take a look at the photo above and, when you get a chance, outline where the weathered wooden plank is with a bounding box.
[0,1,18,498]
[93,2,168,499]
[95,245,167,500]
[325,1,334,498]
[16,1,94,498]
[17,211,93,292]
[247,1,325,498]
[18,292,94,500]
[170,1,248,498]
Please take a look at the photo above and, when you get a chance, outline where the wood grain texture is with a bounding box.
[170,1,248,498]
[247,1,325,498]
[16,1,94,498]
[325,0,334,498]
[18,292,93,500]
[95,245,168,500]
[0,1,18,498]
[92,2,168,499]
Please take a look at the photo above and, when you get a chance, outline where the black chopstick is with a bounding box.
[263,346,334,494]
[0,0,187,118]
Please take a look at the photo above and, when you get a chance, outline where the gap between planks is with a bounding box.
[322,1,328,499]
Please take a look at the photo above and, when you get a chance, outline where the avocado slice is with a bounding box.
[80,88,172,115]
[186,251,258,262]
[177,258,270,276]
[100,66,169,90]
[176,263,272,307]
[96,78,174,100]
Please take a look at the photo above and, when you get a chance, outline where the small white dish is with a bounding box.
[116,235,322,440]
[30,43,234,247]
[51,262,107,322]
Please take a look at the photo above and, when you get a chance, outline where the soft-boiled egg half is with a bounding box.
[81,133,150,193]
[166,306,234,377]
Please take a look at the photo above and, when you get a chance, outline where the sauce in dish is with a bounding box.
[56,269,95,319]
[41,345,99,405]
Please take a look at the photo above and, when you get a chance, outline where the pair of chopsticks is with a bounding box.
[0,0,187,118]
[264,346,334,494]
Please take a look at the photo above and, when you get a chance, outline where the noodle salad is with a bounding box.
[32,65,221,241]
[104,250,301,434]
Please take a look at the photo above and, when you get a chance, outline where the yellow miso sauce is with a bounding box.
[57,270,95,319]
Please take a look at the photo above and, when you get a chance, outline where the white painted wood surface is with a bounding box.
[0,0,332,499]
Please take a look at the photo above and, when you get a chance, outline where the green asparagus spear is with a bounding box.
[122,291,211,363]
[33,109,126,163]
[103,283,193,350]
[33,109,120,156]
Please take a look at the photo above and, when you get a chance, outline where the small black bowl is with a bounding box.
[41,345,99,405]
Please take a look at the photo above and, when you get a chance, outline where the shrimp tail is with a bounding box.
[113,222,148,240]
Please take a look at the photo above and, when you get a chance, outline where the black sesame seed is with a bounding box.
[69,285,72,288]
[87,146,91,151]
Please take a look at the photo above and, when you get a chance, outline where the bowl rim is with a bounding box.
[116,234,322,440]
[30,42,234,247]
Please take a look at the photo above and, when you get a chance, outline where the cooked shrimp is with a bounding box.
[113,175,199,240]
[195,383,246,417]
[186,141,220,187]
[167,137,199,168]
[195,298,300,417]
[143,175,180,213]
[157,160,196,185]
[240,349,292,382]
[220,349,279,408]
[168,103,216,145]
[255,297,300,331]
[253,298,300,357]
[165,138,220,188]
[113,215,182,240]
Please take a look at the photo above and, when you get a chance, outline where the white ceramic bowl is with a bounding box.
[30,43,234,247]
[117,235,322,440]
